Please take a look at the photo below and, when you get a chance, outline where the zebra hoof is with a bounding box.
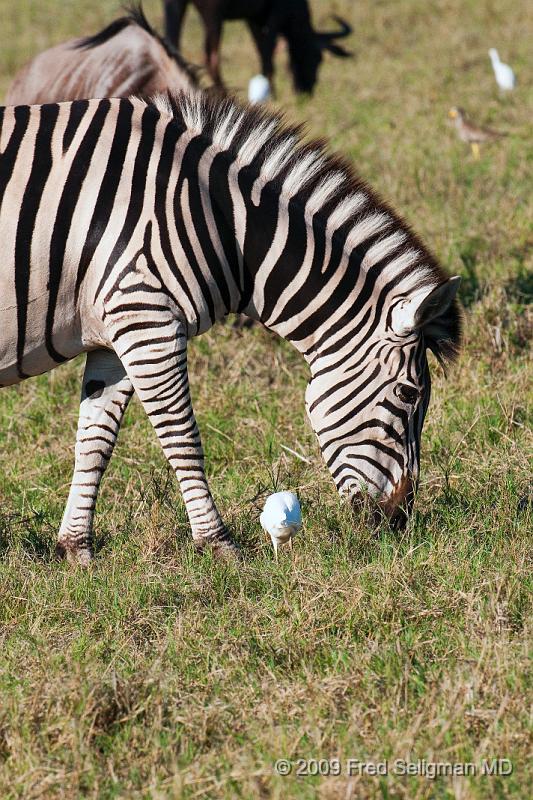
[194,536,241,562]
[231,314,256,331]
[55,541,93,567]
[213,540,242,562]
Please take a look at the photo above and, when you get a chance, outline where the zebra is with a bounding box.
[5,5,199,106]
[0,92,461,565]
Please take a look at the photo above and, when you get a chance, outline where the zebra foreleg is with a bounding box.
[114,320,239,559]
[56,349,133,566]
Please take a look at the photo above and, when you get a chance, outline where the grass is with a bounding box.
[0,0,531,797]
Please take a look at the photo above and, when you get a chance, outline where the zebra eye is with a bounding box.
[395,383,419,405]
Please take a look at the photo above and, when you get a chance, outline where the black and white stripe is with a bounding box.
[0,92,461,563]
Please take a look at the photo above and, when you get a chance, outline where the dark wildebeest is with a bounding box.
[163,0,352,92]
[6,6,199,105]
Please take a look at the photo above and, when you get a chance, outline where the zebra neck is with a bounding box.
[166,120,426,354]
[165,122,386,347]
[226,160,392,361]
[230,164,355,354]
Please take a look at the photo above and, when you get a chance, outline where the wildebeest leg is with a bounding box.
[199,10,224,86]
[57,350,133,566]
[247,20,276,83]
[164,0,189,47]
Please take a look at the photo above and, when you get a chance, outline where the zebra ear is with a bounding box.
[392,277,461,336]
[413,277,461,330]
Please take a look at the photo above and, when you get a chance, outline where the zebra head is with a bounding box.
[305,277,461,529]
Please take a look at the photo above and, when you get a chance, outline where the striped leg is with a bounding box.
[56,349,133,565]
[115,320,238,558]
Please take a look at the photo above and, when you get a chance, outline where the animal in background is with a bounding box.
[248,74,271,104]
[163,0,352,92]
[449,107,505,159]
[488,48,516,91]
[5,5,199,105]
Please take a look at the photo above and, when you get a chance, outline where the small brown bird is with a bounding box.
[448,107,505,159]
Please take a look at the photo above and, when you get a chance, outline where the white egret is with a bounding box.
[248,74,271,104]
[260,491,302,559]
[488,49,515,91]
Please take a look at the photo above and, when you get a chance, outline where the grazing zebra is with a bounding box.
[0,92,461,565]
[5,6,199,106]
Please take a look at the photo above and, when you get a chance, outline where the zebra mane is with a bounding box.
[74,4,200,87]
[152,91,461,362]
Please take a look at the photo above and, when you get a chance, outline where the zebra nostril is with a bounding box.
[349,493,365,514]
[349,491,379,521]
[378,475,414,528]
[388,505,409,530]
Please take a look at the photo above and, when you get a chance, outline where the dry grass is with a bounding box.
[0,1,531,798]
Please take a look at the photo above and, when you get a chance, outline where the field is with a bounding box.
[0,0,531,798]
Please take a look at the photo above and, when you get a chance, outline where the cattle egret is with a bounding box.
[448,107,504,159]
[488,49,515,91]
[248,74,271,104]
[260,491,302,559]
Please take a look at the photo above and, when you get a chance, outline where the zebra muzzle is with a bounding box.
[349,474,414,531]
[378,474,414,530]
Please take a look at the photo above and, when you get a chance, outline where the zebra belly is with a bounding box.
[0,293,83,387]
